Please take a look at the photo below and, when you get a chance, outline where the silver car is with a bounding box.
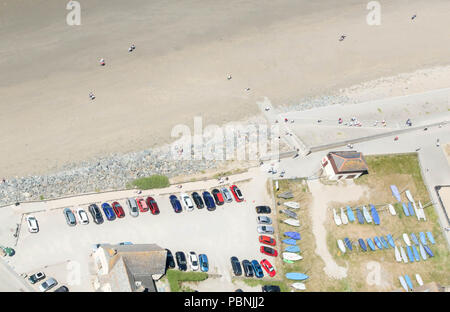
[257,225,274,235]
[257,216,272,225]
[63,208,76,226]
[126,198,139,217]
[39,277,58,292]
[221,187,233,202]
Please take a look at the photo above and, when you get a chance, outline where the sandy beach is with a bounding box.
[1,0,450,178]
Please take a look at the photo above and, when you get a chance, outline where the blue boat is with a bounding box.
[406,246,414,262]
[404,275,413,290]
[390,185,401,202]
[410,233,419,245]
[374,237,383,249]
[370,205,380,225]
[356,208,365,224]
[284,232,301,240]
[407,202,415,216]
[412,245,420,262]
[387,234,395,248]
[346,206,355,222]
[426,232,435,244]
[380,236,389,249]
[344,237,353,251]
[402,203,410,216]
[358,239,367,251]
[419,232,427,245]
[285,272,309,281]
[424,245,434,257]
[282,238,297,245]
[366,238,376,251]
[285,245,300,253]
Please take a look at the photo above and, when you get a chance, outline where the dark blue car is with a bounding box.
[170,195,182,213]
[101,203,116,221]
[251,260,264,278]
[202,191,216,211]
[199,254,209,272]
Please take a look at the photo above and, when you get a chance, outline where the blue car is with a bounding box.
[199,254,209,272]
[251,260,264,278]
[170,195,182,213]
[101,203,116,221]
[202,191,216,211]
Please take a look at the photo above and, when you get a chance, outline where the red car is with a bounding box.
[111,202,125,218]
[260,259,276,277]
[260,246,278,257]
[136,197,149,212]
[259,235,276,246]
[146,196,160,215]
[230,185,244,202]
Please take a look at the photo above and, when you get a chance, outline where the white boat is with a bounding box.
[411,201,420,221]
[415,274,424,286]
[400,245,408,263]
[394,245,402,262]
[283,218,300,227]
[388,204,397,216]
[402,233,411,246]
[284,201,300,209]
[291,282,306,290]
[419,243,427,260]
[282,252,303,261]
[333,208,342,226]
[337,239,346,253]
[418,201,427,221]
[340,208,348,225]
[399,276,409,292]
[405,190,414,203]
[362,206,372,223]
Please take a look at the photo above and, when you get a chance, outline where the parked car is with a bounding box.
[166,249,176,269]
[175,251,187,271]
[255,206,271,214]
[262,285,280,292]
[180,193,195,212]
[260,259,276,277]
[202,191,216,211]
[257,225,274,235]
[251,260,264,278]
[230,185,244,202]
[63,208,77,226]
[101,203,116,221]
[220,187,233,202]
[211,189,225,205]
[26,215,39,233]
[111,202,125,218]
[28,271,45,284]
[170,195,183,213]
[136,197,149,213]
[257,216,272,225]
[119,242,133,245]
[88,204,104,224]
[126,198,139,217]
[260,246,278,257]
[192,192,204,209]
[199,254,209,272]
[188,251,199,271]
[76,207,89,224]
[230,256,242,276]
[242,260,254,277]
[259,235,276,246]
[39,277,58,292]
[146,197,160,215]
[54,286,69,292]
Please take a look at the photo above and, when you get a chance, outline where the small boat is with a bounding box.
[285,245,300,253]
[380,236,389,249]
[410,233,419,245]
[281,209,297,218]
[388,204,397,216]
[419,232,427,245]
[283,259,294,264]
[291,283,306,290]
[404,274,413,291]
[411,201,420,221]
[405,190,414,203]
[403,233,411,246]
[419,244,427,260]
[283,219,300,227]
[424,245,434,257]
[278,191,294,199]
[370,205,380,225]
[390,185,402,202]
[387,234,395,248]
[412,245,420,262]
[406,246,414,262]
[358,239,367,251]
[346,206,355,222]
[418,201,427,221]
[426,232,435,244]
[400,245,408,263]
[284,201,300,209]
[366,238,376,251]
[282,252,303,261]
[362,206,372,223]
[399,276,408,292]
[333,208,342,226]
[407,202,415,216]
[356,208,365,224]
[394,245,402,262]
[402,203,410,216]
[284,232,301,240]
[282,238,297,246]
[340,208,348,225]
[374,237,383,250]
[337,239,346,253]
[415,274,424,286]
[285,272,309,281]
[344,237,353,251]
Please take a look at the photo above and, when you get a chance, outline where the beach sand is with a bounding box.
[1,0,450,177]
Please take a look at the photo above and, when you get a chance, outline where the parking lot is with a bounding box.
[9,168,275,291]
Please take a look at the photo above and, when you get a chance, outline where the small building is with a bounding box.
[321,151,369,180]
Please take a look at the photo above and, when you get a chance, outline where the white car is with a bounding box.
[26,215,39,233]
[180,193,194,212]
[257,216,272,225]
[76,207,89,225]
[39,277,57,292]
[188,251,199,271]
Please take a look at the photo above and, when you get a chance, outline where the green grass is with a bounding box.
[127,175,170,190]
[166,270,208,292]
[377,108,382,113]
[239,278,290,292]
[212,168,247,179]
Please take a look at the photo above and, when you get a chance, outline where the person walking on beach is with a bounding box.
[339,34,346,41]
[89,92,95,100]
[128,44,136,52]
[99,58,105,66]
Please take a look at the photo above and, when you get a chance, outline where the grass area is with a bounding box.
[127,174,170,190]
[239,278,290,292]
[166,270,208,292]
[212,168,248,179]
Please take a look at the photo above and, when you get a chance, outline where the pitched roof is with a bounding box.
[327,151,369,174]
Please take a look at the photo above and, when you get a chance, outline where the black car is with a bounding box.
[242,260,254,277]
[211,189,225,205]
[166,249,176,269]
[262,285,281,292]
[230,256,242,276]
[28,271,45,284]
[202,191,216,211]
[192,192,204,209]
[175,251,187,271]
[54,286,69,292]
[88,204,104,224]
[256,206,271,214]
[170,195,183,213]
